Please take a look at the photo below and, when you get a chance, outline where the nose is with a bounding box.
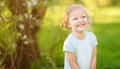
[78,18,83,23]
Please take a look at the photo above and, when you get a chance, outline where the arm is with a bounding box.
[90,46,97,69]
[65,52,79,69]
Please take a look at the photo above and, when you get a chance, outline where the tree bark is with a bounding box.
[2,0,47,69]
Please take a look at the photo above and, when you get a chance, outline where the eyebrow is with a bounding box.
[71,14,87,17]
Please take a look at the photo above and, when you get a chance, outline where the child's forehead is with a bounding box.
[69,9,87,16]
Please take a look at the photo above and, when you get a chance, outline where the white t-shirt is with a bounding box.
[63,32,97,69]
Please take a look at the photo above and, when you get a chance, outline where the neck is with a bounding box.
[72,31,86,40]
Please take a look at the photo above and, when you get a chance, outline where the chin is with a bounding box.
[76,29,85,33]
[77,27,86,32]
[78,30,85,33]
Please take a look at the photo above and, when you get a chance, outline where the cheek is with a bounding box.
[68,18,73,23]
[83,18,89,23]
[68,19,73,27]
[69,19,78,24]
[69,19,75,25]
[68,22,76,28]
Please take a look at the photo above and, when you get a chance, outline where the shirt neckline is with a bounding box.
[70,32,87,42]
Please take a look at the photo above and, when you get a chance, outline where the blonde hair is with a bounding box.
[61,4,90,29]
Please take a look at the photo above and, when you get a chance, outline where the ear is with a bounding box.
[67,23,71,29]
[87,15,91,24]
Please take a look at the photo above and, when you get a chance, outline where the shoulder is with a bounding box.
[64,33,74,44]
[86,32,98,46]
[63,33,75,52]
[86,32,97,39]
[86,32,95,36]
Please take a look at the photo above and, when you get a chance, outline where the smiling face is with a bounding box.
[68,8,88,33]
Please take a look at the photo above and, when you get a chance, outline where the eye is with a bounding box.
[82,15,86,18]
[73,17,78,20]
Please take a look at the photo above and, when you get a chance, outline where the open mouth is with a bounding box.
[76,23,86,27]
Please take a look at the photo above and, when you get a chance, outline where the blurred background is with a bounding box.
[0,0,120,69]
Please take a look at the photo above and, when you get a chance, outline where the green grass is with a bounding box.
[93,23,120,69]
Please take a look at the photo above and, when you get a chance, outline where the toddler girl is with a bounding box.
[62,4,97,69]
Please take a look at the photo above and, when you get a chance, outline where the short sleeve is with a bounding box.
[63,39,75,52]
[89,32,98,47]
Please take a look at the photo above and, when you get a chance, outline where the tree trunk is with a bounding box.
[2,0,47,69]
